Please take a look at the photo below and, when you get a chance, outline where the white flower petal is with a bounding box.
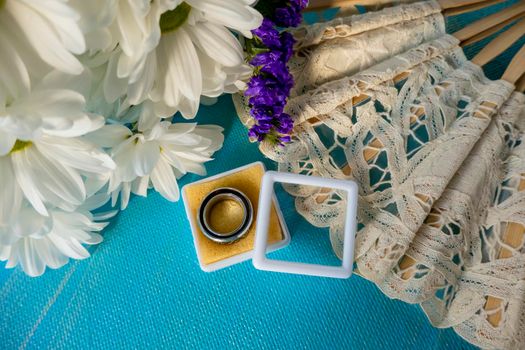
[83,232,103,245]
[163,28,202,102]
[38,136,116,174]
[48,233,90,260]
[86,124,133,148]
[48,14,86,55]
[177,96,200,119]
[133,140,160,176]
[128,50,157,105]
[8,89,88,136]
[84,184,110,207]
[194,124,225,151]
[120,181,132,210]
[104,52,128,103]
[171,149,213,163]
[38,69,92,99]
[159,148,186,173]
[116,0,147,57]
[0,132,16,156]
[0,29,30,97]
[0,245,11,261]
[159,123,198,140]
[34,237,68,269]
[112,137,140,183]
[11,149,48,216]
[187,22,243,67]
[150,157,179,201]
[7,0,84,74]
[11,206,53,239]
[12,146,87,212]
[186,0,262,33]
[132,175,150,197]
[20,238,46,277]
[5,244,19,268]
[0,158,21,225]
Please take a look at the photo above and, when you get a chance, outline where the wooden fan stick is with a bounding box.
[501,41,525,83]
[307,0,391,10]
[437,0,500,9]
[307,0,504,13]
[453,1,525,44]
[461,11,525,47]
[516,73,525,92]
[471,19,525,66]
[444,0,505,16]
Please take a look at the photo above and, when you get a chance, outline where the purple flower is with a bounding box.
[277,134,291,144]
[245,0,306,145]
[260,61,290,82]
[250,105,285,119]
[275,113,294,133]
[274,7,301,27]
[249,50,282,66]
[246,75,291,103]
[274,0,308,27]
[252,18,281,48]
[280,32,295,61]
[249,90,287,107]
[245,75,273,95]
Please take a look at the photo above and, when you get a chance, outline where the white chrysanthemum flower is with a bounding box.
[0,67,116,219]
[98,0,261,119]
[0,198,112,277]
[0,67,107,154]
[69,0,116,53]
[0,0,86,94]
[0,135,115,218]
[77,0,172,105]
[0,92,103,155]
[88,119,224,209]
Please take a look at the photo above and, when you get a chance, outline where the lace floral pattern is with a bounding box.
[234,2,524,349]
[289,1,444,96]
[387,92,525,349]
[292,0,442,49]
[418,93,525,349]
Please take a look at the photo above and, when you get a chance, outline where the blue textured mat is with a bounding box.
[1,2,521,348]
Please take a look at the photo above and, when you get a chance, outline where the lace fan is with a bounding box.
[234,1,525,348]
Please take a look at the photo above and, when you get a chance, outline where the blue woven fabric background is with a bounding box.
[1,2,522,348]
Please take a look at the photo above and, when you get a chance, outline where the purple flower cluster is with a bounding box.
[274,0,309,27]
[245,0,307,145]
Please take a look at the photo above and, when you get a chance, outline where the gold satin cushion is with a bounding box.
[183,162,285,266]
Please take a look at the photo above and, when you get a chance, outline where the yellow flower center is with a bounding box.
[9,140,32,154]
[159,2,191,34]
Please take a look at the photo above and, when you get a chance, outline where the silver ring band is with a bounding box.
[198,187,253,244]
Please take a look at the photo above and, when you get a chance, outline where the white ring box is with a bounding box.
[253,171,359,279]
[182,162,290,272]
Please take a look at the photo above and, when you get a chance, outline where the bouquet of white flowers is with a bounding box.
[0,0,267,276]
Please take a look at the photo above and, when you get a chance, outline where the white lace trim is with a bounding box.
[289,2,445,96]
[292,0,442,49]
